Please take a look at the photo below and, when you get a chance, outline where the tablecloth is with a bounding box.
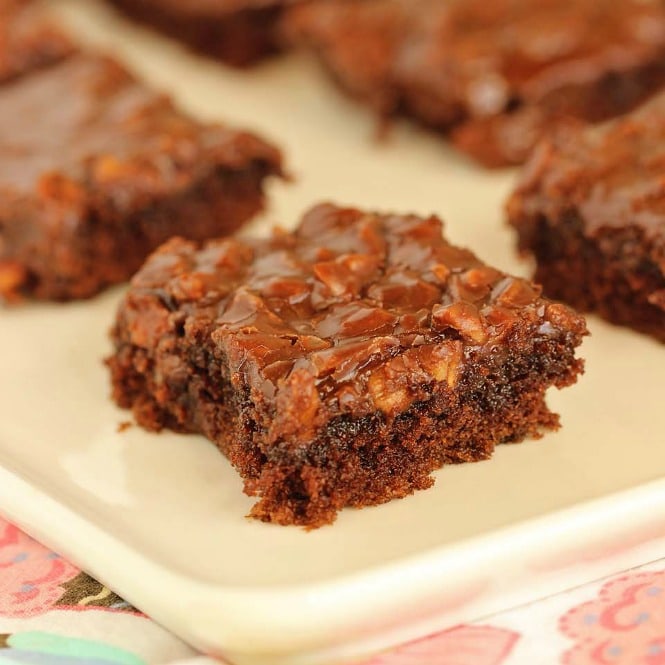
[1,515,662,665]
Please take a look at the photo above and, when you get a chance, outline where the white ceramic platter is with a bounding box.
[2,2,665,663]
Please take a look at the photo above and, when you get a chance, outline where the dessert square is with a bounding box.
[285,0,665,167]
[0,0,76,84]
[0,53,283,302]
[108,203,587,527]
[107,0,294,67]
[507,94,665,342]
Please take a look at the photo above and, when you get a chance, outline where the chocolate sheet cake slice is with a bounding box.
[109,203,586,527]
[285,0,665,167]
[0,53,283,302]
[508,93,665,342]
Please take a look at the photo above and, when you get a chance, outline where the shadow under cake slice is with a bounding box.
[0,52,284,302]
[108,203,587,527]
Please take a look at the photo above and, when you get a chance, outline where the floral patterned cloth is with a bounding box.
[1,517,663,665]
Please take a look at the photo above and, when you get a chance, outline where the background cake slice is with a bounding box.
[285,0,665,167]
[0,53,283,302]
[108,203,587,527]
[507,94,665,342]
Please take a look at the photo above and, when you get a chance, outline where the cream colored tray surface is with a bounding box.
[2,2,665,663]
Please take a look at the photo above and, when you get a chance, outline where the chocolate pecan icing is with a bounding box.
[123,203,585,419]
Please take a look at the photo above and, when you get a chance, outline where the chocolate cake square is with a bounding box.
[0,53,283,301]
[507,93,665,342]
[285,0,665,167]
[108,203,586,527]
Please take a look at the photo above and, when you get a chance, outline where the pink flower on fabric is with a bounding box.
[561,570,665,664]
[0,519,80,617]
[364,625,519,665]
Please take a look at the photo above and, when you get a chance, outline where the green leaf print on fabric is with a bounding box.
[0,632,145,665]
